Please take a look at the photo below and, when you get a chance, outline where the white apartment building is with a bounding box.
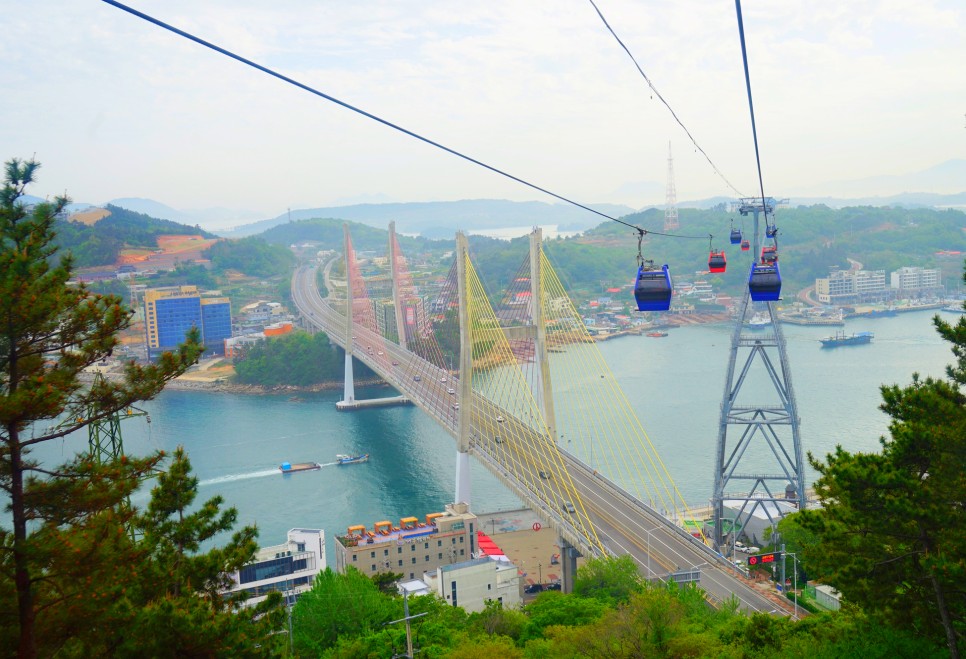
[224,528,325,607]
[422,556,522,613]
[814,269,886,303]
[890,266,941,293]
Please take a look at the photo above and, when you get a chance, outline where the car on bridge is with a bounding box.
[447,388,455,394]
[440,376,447,383]
[496,416,505,423]
[413,375,421,381]
[562,501,576,514]
[539,471,551,479]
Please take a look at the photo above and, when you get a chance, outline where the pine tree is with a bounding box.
[797,265,966,658]
[0,159,202,656]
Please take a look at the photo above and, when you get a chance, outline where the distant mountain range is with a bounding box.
[27,158,966,238]
[216,199,638,239]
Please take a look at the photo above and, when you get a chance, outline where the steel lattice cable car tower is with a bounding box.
[663,142,679,232]
[711,196,804,550]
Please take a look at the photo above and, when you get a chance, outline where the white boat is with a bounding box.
[747,313,771,329]
[941,304,965,314]
[336,453,369,465]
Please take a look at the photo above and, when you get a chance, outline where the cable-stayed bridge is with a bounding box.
[291,224,790,614]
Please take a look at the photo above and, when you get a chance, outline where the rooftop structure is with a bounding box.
[334,502,478,581]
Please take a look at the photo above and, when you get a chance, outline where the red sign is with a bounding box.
[747,552,780,566]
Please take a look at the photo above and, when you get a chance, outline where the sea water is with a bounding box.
[31,310,955,559]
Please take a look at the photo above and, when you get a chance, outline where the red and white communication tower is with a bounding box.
[663,141,679,232]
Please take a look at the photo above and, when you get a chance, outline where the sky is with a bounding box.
[3,0,964,223]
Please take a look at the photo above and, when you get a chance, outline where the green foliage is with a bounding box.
[521,590,607,642]
[146,261,219,289]
[204,235,295,278]
[259,216,442,255]
[0,158,275,657]
[465,599,528,641]
[539,205,966,301]
[233,330,376,387]
[291,567,401,655]
[795,289,966,656]
[572,555,644,606]
[53,204,216,268]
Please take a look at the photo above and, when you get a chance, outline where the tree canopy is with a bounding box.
[0,158,282,656]
[787,268,966,657]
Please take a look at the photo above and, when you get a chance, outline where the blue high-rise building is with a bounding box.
[144,285,232,357]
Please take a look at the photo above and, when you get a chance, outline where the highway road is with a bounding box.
[291,264,792,615]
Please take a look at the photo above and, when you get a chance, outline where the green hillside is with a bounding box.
[55,204,217,268]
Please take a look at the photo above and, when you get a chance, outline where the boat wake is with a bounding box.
[199,469,279,487]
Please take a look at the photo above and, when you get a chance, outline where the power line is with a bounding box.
[587,0,744,198]
[101,0,648,233]
[734,0,769,211]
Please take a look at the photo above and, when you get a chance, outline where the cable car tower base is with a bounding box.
[711,197,805,551]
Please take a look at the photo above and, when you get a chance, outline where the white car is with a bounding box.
[734,541,746,550]
[378,351,384,356]
[447,388,455,394]
[440,376,447,383]
[742,546,761,554]
[496,416,505,423]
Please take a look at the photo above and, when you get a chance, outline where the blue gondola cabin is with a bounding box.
[730,228,742,244]
[749,262,781,301]
[634,263,672,311]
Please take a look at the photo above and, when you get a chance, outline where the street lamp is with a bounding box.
[786,551,800,620]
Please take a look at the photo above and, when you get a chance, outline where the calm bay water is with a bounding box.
[35,310,955,560]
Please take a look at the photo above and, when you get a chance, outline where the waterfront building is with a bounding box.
[890,266,941,295]
[814,268,887,304]
[334,502,478,581]
[421,556,522,613]
[143,285,232,357]
[224,528,325,607]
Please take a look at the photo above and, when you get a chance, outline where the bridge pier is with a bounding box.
[342,223,357,405]
[454,232,473,505]
[559,537,581,594]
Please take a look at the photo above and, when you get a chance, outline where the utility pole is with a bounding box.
[386,589,427,658]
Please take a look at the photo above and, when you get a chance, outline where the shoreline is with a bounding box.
[163,377,391,396]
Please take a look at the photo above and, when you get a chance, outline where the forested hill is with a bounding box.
[467,205,966,299]
[258,217,449,254]
[55,204,217,268]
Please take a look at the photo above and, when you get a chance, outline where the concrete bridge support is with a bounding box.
[559,537,581,594]
[342,223,356,405]
[454,232,473,505]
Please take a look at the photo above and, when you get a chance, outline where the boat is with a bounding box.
[819,331,874,348]
[279,461,321,474]
[747,313,771,330]
[941,304,965,314]
[646,331,668,338]
[336,454,370,465]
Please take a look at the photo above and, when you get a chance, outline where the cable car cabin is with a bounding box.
[749,262,781,301]
[760,245,778,264]
[708,250,727,273]
[766,225,778,238]
[634,263,672,311]
[730,228,742,244]
[740,239,750,251]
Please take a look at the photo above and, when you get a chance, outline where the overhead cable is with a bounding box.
[101,0,647,233]
[587,0,744,198]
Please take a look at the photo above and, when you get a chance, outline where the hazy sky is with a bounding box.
[3,0,964,218]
